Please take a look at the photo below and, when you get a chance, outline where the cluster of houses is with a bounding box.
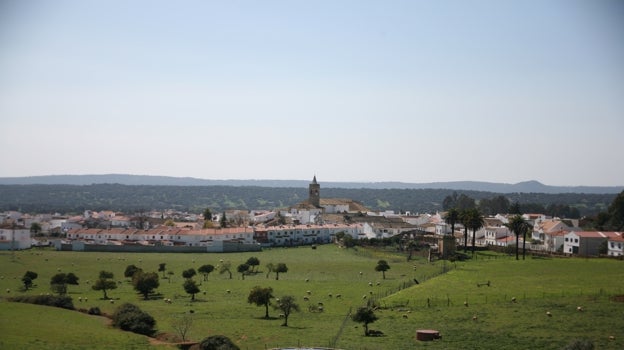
[1,177,622,256]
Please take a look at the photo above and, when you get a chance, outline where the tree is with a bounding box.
[29,222,42,236]
[198,264,215,281]
[50,272,79,295]
[183,279,200,301]
[171,314,193,342]
[265,263,275,279]
[465,208,485,256]
[274,263,288,280]
[375,260,390,279]
[111,303,156,336]
[460,209,470,253]
[203,208,213,222]
[237,264,250,280]
[219,262,232,279]
[342,234,356,248]
[247,286,274,319]
[124,264,142,278]
[220,212,227,228]
[22,271,38,290]
[274,295,300,327]
[198,335,240,350]
[92,270,117,299]
[445,208,460,235]
[506,215,531,260]
[245,257,260,272]
[158,263,167,278]
[182,268,197,280]
[164,219,175,226]
[352,306,378,336]
[132,271,159,300]
[606,190,624,230]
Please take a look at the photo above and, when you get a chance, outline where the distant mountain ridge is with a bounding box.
[0,174,621,194]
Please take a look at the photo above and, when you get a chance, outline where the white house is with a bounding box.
[563,231,622,256]
[607,234,624,256]
[0,227,31,250]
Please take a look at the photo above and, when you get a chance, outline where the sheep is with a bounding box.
[362,295,367,299]
[464,301,469,307]
[110,299,115,304]
[226,289,231,294]
[511,297,517,303]
[335,294,341,298]
[305,278,309,282]
[546,311,552,317]
[369,291,373,295]
[328,293,333,298]
[609,336,615,341]
[84,297,88,302]
[576,306,583,312]
[306,290,311,295]
[317,306,324,312]
[368,282,373,287]
[472,315,478,321]
[317,302,324,306]
[376,282,380,286]
[6,289,10,293]
[303,296,310,301]
[402,314,408,319]
[78,297,82,302]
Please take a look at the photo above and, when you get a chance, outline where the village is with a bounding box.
[1,177,623,257]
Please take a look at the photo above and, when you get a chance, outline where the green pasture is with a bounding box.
[1,246,623,350]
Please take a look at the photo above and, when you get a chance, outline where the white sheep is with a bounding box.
[576,306,583,312]
[306,290,311,295]
[546,311,552,317]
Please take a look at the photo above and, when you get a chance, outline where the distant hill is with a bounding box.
[0,174,621,194]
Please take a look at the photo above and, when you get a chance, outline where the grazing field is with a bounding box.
[1,246,623,350]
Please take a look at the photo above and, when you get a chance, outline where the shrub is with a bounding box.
[563,339,595,350]
[198,335,240,350]
[88,306,102,315]
[111,303,156,336]
[9,295,74,310]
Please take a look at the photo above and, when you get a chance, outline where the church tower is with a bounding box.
[309,175,320,207]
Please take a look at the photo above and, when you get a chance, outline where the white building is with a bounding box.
[0,227,31,250]
[608,234,624,257]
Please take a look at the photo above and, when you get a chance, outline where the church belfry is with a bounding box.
[309,176,320,207]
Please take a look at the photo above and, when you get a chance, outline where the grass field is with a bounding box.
[1,246,623,349]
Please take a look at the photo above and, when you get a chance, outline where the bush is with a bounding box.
[563,339,595,350]
[111,303,156,336]
[9,295,74,310]
[88,306,102,315]
[198,335,240,350]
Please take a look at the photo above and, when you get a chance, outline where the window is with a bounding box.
[565,238,568,242]
[574,239,578,243]
[611,242,615,248]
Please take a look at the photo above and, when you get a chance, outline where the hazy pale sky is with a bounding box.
[1,0,623,186]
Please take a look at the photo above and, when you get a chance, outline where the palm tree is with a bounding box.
[460,209,470,253]
[445,208,460,236]
[465,208,485,257]
[506,215,530,260]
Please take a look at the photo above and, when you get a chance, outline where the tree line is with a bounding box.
[0,184,615,216]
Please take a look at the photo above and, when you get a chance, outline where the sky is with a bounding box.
[1,0,623,186]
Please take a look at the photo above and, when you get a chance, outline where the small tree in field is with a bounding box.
[265,263,275,279]
[247,286,274,319]
[183,279,200,301]
[171,313,194,342]
[22,271,38,290]
[124,264,142,278]
[92,270,117,299]
[50,272,79,295]
[182,268,197,280]
[219,262,232,279]
[245,257,260,272]
[132,271,159,300]
[237,264,250,280]
[352,306,378,336]
[198,264,215,281]
[274,263,288,280]
[375,260,390,279]
[274,295,299,327]
[158,263,167,278]
[112,303,156,336]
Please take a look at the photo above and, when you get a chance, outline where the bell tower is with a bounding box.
[309,175,320,207]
